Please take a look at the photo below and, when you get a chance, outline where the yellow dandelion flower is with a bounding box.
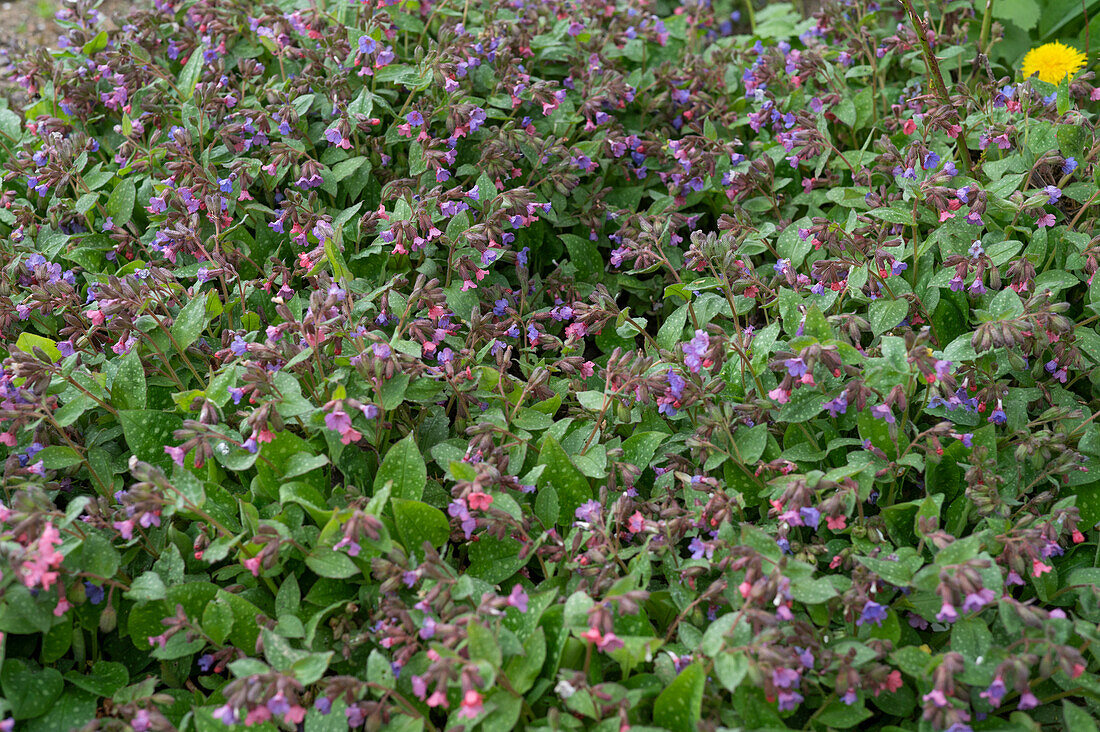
[1021,41,1087,84]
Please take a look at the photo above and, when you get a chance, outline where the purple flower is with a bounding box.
[84,582,105,604]
[871,404,894,423]
[980,676,1006,707]
[961,588,995,613]
[824,393,848,417]
[858,601,888,627]
[777,690,803,711]
[784,357,807,377]
[772,667,800,689]
[212,705,239,725]
[1044,185,1062,205]
[1063,157,1078,175]
[682,329,710,373]
[936,602,958,623]
[406,111,424,127]
[315,697,332,715]
[575,499,601,523]
[507,584,528,612]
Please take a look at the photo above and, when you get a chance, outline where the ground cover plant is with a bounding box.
[1,0,1100,729]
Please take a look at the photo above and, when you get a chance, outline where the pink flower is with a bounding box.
[164,445,186,467]
[0,432,15,447]
[243,556,263,577]
[1032,558,1052,577]
[468,492,493,510]
[426,690,448,708]
[826,515,847,530]
[244,706,272,725]
[597,631,624,652]
[53,596,71,617]
[458,689,483,719]
[581,627,603,644]
[506,584,528,613]
[1036,213,1056,228]
[114,519,135,540]
[20,522,64,590]
[768,387,790,404]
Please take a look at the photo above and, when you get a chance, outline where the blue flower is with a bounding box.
[858,601,888,627]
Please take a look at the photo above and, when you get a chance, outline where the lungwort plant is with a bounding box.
[0,0,1098,730]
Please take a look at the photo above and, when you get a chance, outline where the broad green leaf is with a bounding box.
[106,178,136,227]
[111,349,146,410]
[653,663,705,732]
[170,292,211,352]
[392,498,450,552]
[537,436,591,527]
[179,45,205,99]
[374,433,427,500]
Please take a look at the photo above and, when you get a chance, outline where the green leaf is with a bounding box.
[202,595,235,645]
[80,533,120,578]
[561,234,604,280]
[1064,701,1099,732]
[118,410,184,468]
[733,424,768,464]
[15,333,61,363]
[776,389,826,423]
[284,453,329,479]
[622,431,668,468]
[64,661,128,698]
[170,292,212,352]
[816,699,873,728]
[106,178,136,227]
[36,446,83,469]
[179,45,205,99]
[867,205,914,225]
[869,299,908,336]
[467,620,502,669]
[503,627,546,694]
[996,0,1040,29]
[468,536,527,584]
[950,617,992,664]
[1,660,63,720]
[534,484,559,526]
[653,663,705,732]
[82,30,108,54]
[20,689,96,732]
[392,498,450,552]
[537,436,591,526]
[657,306,688,351]
[374,433,427,500]
[125,571,167,601]
[111,349,147,410]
